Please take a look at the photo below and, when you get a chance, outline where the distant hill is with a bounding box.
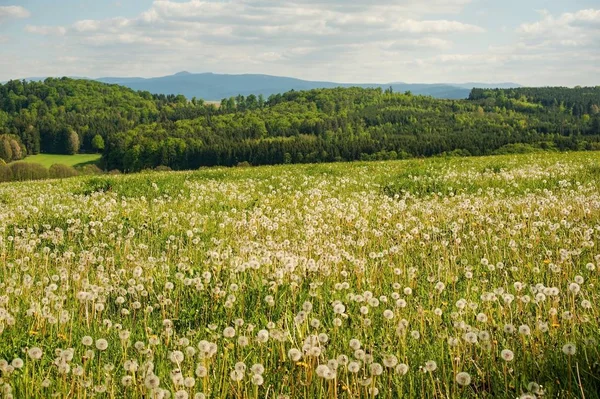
[95,72,521,100]
[3,72,521,100]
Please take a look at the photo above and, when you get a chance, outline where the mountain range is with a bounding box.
[6,72,521,100]
[96,72,521,100]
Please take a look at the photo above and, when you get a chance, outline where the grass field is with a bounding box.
[0,152,599,398]
[17,153,101,168]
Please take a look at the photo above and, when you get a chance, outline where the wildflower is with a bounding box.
[124,359,139,372]
[251,374,264,385]
[370,363,383,376]
[501,349,514,361]
[169,351,184,364]
[95,339,108,351]
[230,370,244,382]
[348,362,361,373]
[27,347,43,360]
[568,283,580,294]
[234,362,246,373]
[122,376,133,386]
[316,364,329,378]
[455,372,471,386]
[337,355,349,365]
[223,327,235,338]
[333,303,345,314]
[562,343,577,356]
[288,348,302,362]
[183,377,195,388]
[256,329,269,343]
[383,355,398,368]
[585,263,595,271]
[144,374,160,389]
[395,363,409,375]
[425,361,437,372]
[464,332,478,344]
[175,390,189,399]
[581,299,592,309]
[119,330,131,341]
[504,324,516,334]
[195,365,208,378]
[518,325,531,336]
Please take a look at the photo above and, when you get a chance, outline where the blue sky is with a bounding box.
[0,0,599,85]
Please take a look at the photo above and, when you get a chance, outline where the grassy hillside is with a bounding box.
[0,152,599,398]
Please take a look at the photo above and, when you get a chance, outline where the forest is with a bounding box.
[0,78,599,172]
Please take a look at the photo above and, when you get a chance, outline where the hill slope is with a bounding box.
[2,79,598,171]
[0,78,183,156]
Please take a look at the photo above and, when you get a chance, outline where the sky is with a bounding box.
[0,0,599,86]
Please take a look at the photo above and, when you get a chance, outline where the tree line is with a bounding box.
[1,78,599,171]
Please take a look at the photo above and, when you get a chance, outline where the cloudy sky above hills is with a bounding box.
[0,0,599,85]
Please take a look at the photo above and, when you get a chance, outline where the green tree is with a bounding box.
[91,134,105,152]
[592,116,600,134]
[0,137,13,162]
[9,139,23,160]
[67,130,80,155]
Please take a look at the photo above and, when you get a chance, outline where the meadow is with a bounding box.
[17,154,101,168]
[0,152,599,398]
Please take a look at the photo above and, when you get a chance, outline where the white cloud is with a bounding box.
[0,5,30,21]
[392,19,484,33]
[13,0,483,84]
[73,20,101,32]
[6,1,599,86]
[386,37,453,51]
[517,8,600,47]
[25,25,67,36]
[62,0,482,52]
